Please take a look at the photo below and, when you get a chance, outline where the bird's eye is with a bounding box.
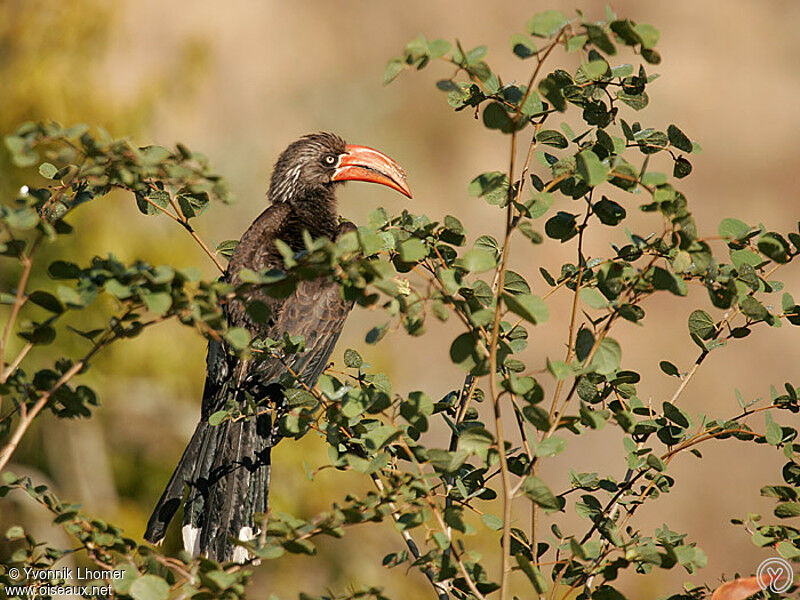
[323,154,337,166]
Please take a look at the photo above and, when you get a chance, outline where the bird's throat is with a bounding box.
[283,188,339,243]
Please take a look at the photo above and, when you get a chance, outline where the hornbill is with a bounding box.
[144,133,411,561]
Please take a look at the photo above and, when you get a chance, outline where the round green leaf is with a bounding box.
[130,575,169,600]
[38,162,58,179]
[526,10,567,37]
[576,149,608,187]
[536,130,568,148]
[688,310,715,340]
[459,247,497,273]
[504,293,549,324]
[398,237,427,262]
[589,338,621,375]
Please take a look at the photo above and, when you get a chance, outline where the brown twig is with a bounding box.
[140,190,226,274]
[0,314,162,472]
[0,234,42,376]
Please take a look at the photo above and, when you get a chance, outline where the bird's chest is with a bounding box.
[224,221,343,333]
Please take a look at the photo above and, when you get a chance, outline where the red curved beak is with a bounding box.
[331,144,412,198]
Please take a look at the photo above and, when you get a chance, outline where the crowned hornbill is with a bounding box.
[144,133,411,561]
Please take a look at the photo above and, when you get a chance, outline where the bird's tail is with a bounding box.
[144,403,272,562]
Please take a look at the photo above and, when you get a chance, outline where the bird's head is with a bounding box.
[268,132,412,205]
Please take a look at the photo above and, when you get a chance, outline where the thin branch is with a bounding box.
[140,190,226,275]
[0,358,87,472]
[547,198,592,422]
[371,474,449,600]
[0,342,33,384]
[0,314,161,472]
[0,234,42,375]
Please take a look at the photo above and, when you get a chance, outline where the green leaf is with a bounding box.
[344,348,363,368]
[383,58,405,85]
[659,361,680,377]
[6,207,39,230]
[216,239,239,259]
[357,227,383,256]
[777,540,800,559]
[510,34,537,59]
[522,476,562,510]
[428,39,451,58]
[758,232,791,263]
[468,171,510,205]
[547,359,572,380]
[398,237,427,262]
[208,410,228,426]
[130,575,169,600]
[224,327,250,350]
[575,329,595,361]
[592,585,627,600]
[765,415,782,446]
[4,135,25,155]
[56,285,84,307]
[482,513,504,530]
[585,24,616,55]
[458,427,494,453]
[148,190,171,209]
[589,338,621,375]
[516,554,549,593]
[538,72,568,112]
[775,502,800,518]
[503,271,531,295]
[667,124,693,153]
[673,156,692,178]
[579,288,608,309]
[483,102,516,134]
[142,291,172,316]
[176,190,209,219]
[536,436,566,457]
[566,34,588,52]
[245,299,272,324]
[740,296,769,321]
[526,10,568,37]
[633,23,660,49]
[257,544,286,560]
[688,310,715,340]
[38,162,58,179]
[284,389,318,408]
[427,449,468,473]
[594,197,626,226]
[503,293,549,324]
[663,401,689,428]
[536,130,568,148]
[545,212,578,242]
[526,191,554,219]
[521,91,545,116]
[518,221,542,243]
[576,149,608,187]
[459,247,497,273]
[718,218,749,239]
[581,59,609,80]
[28,291,64,313]
[450,333,486,373]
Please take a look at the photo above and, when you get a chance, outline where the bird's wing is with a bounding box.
[247,275,352,388]
[244,220,356,389]
[200,218,355,416]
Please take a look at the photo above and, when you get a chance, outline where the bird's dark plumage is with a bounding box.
[144,133,410,562]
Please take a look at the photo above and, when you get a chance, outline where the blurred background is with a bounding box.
[1,0,799,597]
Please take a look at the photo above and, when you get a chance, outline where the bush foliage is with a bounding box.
[1,7,798,600]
